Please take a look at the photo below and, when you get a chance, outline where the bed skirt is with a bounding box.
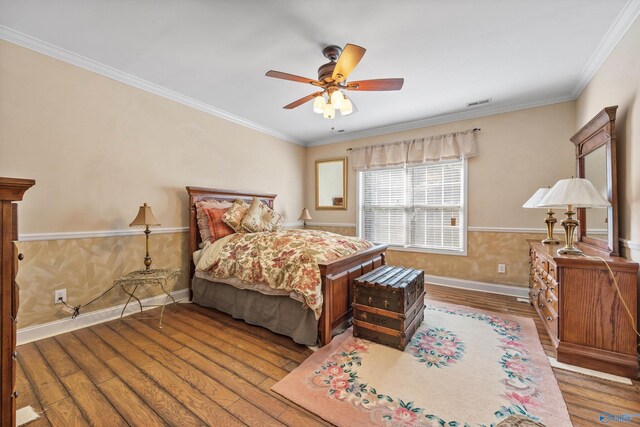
[191,276,319,346]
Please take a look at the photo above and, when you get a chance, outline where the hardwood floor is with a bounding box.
[16,285,640,426]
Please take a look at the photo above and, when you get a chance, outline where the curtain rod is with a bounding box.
[345,128,481,151]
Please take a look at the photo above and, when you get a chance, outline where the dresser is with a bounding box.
[1,177,35,427]
[528,240,639,377]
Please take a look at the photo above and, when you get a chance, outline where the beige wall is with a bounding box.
[0,40,305,233]
[306,102,576,228]
[576,14,640,261]
[1,40,306,327]
[305,103,576,287]
[308,225,548,287]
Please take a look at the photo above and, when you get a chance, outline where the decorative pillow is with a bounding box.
[205,207,235,241]
[196,200,233,243]
[222,199,250,232]
[241,197,284,233]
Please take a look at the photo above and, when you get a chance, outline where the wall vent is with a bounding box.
[467,98,492,107]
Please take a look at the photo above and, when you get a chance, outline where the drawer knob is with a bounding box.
[12,351,17,360]
[12,391,18,399]
[367,296,374,305]
[546,316,553,321]
[18,253,24,261]
[539,303,545,308]
[383,299,389,308]
[360,312,367,320]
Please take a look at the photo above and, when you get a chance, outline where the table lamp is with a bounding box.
[298,208,312,229]
[522,187,562,244]
[129,202,161,272]
[538,178,611,255]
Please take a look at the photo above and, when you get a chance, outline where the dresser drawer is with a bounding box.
[541,303,558,340]
[547,261,557,281]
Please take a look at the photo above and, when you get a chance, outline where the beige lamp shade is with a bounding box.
[523,188,564,209]
[298,208,312,221]
[538,178,611,208]
[129,203,161,227]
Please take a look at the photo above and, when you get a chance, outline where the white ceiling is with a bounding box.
[1,0,639,146]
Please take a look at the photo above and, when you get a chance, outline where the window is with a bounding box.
[357,160,467,254]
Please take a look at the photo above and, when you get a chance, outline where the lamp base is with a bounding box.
[542,209,559,245]
[558,206,581,256]
[557,246,583,255]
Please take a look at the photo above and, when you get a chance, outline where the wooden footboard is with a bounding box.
[318,243,387,346]
[186,185,387,347]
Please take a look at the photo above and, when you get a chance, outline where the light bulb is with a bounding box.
[323,103,335,119]
[340,98,353,116]
[330,90,344,109]
[312,95,325,114]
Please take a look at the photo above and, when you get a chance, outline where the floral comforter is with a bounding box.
[195,229,373,319]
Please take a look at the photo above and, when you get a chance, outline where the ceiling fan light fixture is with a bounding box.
[323,103,335,119]
[340,97,353,116]
[330,90,345,109]
[313,95,326,114]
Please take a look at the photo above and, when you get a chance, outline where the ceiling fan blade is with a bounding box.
[332,44,366,83]
[283,92,323,109]
[266,70,322,86]
[346,78,404,91]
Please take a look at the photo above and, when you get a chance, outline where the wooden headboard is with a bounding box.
[186,186,277,276]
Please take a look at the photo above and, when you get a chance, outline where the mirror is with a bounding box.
[316,157,347,210]
[583,145,608,242]
[571,105,618,256]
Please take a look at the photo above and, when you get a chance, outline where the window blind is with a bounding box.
[359,161,465,252]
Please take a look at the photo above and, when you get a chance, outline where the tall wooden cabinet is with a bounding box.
[528,240,639,378]
[1,178,35,427]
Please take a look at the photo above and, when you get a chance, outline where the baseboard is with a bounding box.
[17,288,191,345]
[426,274,529,299]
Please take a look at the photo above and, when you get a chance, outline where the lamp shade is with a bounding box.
[340,97,353,116]
[538,178,611,208]
[522,188,564,208]
[313,95,326,114]
[129,203,161,227]
[298,208,312,221]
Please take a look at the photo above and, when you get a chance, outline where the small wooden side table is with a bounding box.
[114,268,181,329]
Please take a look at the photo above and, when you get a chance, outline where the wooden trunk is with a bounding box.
[353,266,425,350]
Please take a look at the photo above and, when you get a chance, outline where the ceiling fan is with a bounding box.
[265,43,404,119]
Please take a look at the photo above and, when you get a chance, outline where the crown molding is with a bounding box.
[0,26,305,147]
[571,0,640,99]
[2,0,639,149]
[305,94,576,147]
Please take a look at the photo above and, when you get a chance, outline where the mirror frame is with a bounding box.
[570,105,618,256]
[315,157,348,210]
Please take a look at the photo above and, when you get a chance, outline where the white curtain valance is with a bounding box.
[351,129,478,170]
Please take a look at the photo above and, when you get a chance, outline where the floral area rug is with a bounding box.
[272,302,571,427]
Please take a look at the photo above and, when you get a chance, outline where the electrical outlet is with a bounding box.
[497,264,507,274]
[54,289,67,304]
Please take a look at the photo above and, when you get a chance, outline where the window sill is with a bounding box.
[385,245,467,257]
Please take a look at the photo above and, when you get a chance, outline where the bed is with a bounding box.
[186,186,387,346]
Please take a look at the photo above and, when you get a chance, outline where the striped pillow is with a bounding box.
[205,207,235,241]
[196,200,233,243]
